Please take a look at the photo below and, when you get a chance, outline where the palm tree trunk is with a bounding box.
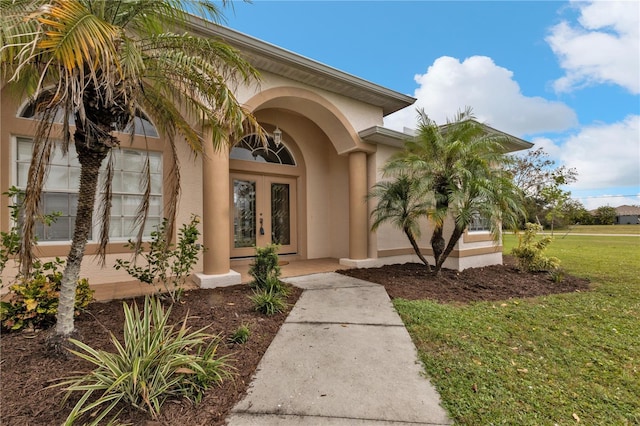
[404,227,431,272]
[431,224,445,269]
[55,140,108,338]
[434,226,465,274]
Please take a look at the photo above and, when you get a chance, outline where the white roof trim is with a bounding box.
[360,122,534,153]
[186,16,416,116]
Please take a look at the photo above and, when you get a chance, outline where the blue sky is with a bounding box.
[221,0,639,210]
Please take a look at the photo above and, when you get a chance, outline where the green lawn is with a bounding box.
[560,224,640,235]
[394,234,640,425]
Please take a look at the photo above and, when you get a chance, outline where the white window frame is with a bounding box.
[13,137,163,244]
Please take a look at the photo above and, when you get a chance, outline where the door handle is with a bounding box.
[259,213,265,235]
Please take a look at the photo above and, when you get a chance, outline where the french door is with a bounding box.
[230,173,297,258]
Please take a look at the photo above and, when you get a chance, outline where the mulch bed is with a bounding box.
[1,284,302,426]
[337,256,590,303]
[1,257,590,425]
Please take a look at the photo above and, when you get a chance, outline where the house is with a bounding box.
[0,17,532,289]
[615,205,640,224]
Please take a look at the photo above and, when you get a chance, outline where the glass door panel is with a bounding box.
[266,176,297,255]
[233,178,256,249]
[230,173,296,257]
[271,183,290,245]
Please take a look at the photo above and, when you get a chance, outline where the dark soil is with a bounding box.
[1,258,590,425]
[338,256,590,304]
[1,285,302,426]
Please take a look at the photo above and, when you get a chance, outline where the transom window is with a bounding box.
[19,96,159,138]
[230,134,295,165]
[15,138,163,242]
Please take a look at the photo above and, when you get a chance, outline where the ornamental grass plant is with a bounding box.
[54,296,232,425]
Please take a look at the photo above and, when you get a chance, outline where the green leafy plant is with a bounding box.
[228,323,251,344]
[0,187,22,285]
[0,258,94,331]
[247,244,290,315]
[115,215,204,302]
[1,186,61,286]
[250,288,288,316]
[548,268,565,283]
[511,223,560,272]
[54,296,233,425]
[248,244,281,290]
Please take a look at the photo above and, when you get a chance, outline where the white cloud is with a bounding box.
[561,115,640,191]
[578,194,640,211]
[529,136,563,158]
[546,0,640,94]
[384,56,577,136]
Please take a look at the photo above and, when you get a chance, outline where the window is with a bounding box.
[16,137,83,241]
[19,96,159,137]
[230,134,295,165]
[468,212,491,232]
[15,138,162,242]
[103,149,163,239]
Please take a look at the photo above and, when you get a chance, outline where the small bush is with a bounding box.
[228,323,250,344]
[511,223,560,272]
[548,268,565,283]
[0,259,93,332]
[55,296,233,424]
[250,289,288,316]
[115,215,204,302]
[248,244,281,290]
[262,275,291,297]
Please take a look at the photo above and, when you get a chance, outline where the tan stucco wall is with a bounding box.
[0,87,207,286]
[237,71,384,133]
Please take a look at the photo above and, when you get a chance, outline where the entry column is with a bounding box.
[340,150,374,267]
[194,131,242,288]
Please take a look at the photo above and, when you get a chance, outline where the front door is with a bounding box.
[230,173,297,257]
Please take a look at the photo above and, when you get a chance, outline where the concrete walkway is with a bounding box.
[226,272,451,425]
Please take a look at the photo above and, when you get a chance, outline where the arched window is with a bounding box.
[19,96,159,137]
[230,134,296,166]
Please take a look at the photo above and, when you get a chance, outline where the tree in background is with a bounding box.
[384,108,524,275]
[562,199,593,225]
[594,206,617,225]
[541,186,571,235]
[1,0,263,343]
[507,147,578,228]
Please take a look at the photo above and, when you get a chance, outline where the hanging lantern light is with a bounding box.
[273,126,282,147]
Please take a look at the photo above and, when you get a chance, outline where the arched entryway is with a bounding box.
[229,132,302,258]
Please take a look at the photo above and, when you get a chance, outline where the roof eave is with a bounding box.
[185,15,416,116]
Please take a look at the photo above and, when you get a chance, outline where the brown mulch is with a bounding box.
[1,285,302,426]
[338,255,590,303]
[1,257,590,425]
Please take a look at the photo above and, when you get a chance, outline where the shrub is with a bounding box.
[55,296,233,424]
[511,223,560,272]
[250,289,288,316]
[247,245,291,314]
[1,186,62,286]
[115,215,204,302]
[248,244,281,290]
[0,259,94,332]
[548,268,565,283]
[228,323,250,344]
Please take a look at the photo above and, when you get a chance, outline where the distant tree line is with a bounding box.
[507,148,629,228]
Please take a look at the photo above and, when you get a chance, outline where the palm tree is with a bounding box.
[369,175,432,271]
[385,108,524,275]
[1,0,264,341]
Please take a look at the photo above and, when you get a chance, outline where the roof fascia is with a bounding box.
[185,15,416,116]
